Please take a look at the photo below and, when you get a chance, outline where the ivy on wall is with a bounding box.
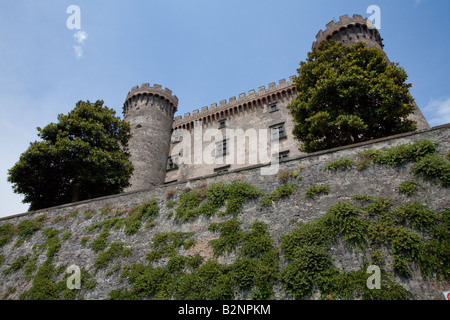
[0,139,448,300]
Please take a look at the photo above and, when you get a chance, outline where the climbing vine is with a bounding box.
[110,220,279,300]
[174,182,263,221]
[357,139,449,187]
[1,158,448,301]
[279,196,449,299]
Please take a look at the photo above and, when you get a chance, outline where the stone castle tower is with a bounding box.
[312,14,383,50]
[123,14,430,192]
[123,84,178,191]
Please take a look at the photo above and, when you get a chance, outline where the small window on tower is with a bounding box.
[167,154,179,171]
[270,123,287,140]
[171,131,182,144]
[216,139,229,157]
[278,150,290,161]
[269,103,278,112]
[218,118,227,129]
[214,165,231,174]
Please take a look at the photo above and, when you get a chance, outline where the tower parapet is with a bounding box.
[124,83,178,116]
[123,83,178,191]
[312,14,383,51]
[312,14,429,131]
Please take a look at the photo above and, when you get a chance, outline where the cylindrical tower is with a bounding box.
[312,14,383,51]
[123,83,178,191]
[311,14,430,131]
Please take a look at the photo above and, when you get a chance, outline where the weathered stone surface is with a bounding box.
[123,85,178,192]
[0,125,448,300]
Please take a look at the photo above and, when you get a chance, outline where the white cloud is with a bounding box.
[423,97,450,127]
[73,30,88,60]
[74,30,88,44]
[73,45,84,59]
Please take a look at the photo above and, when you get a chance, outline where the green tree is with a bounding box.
[287,40,417,153]
[8,100,133,210]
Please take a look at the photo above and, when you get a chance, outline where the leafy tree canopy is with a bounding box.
[8,100,134,210]
[287,40,417,153]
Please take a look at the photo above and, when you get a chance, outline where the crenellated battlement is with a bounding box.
[173,76,296,126]
[312,14,383,50]
[125,83,179,110]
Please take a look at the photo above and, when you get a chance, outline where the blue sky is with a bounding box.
[0,0,449,218]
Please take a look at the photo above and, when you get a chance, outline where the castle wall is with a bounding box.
[166,78,303,183]
[1,124,448,300]
[165,78,430,184]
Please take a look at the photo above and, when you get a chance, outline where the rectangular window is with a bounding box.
[269,103,278,112]
[270,123,287,140]
[214,165,230,174]
[218,118,227,129]
[216,139,229,157]
[278,150,290,161]
[167,154,179,171]
[171,132,182,144]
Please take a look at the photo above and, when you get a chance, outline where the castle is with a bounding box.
[1,14,447,301]
[122,14,430,192]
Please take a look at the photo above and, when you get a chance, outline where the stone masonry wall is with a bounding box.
[166,88,302,183]
[165,78,430,184]
[0,125,448,300]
